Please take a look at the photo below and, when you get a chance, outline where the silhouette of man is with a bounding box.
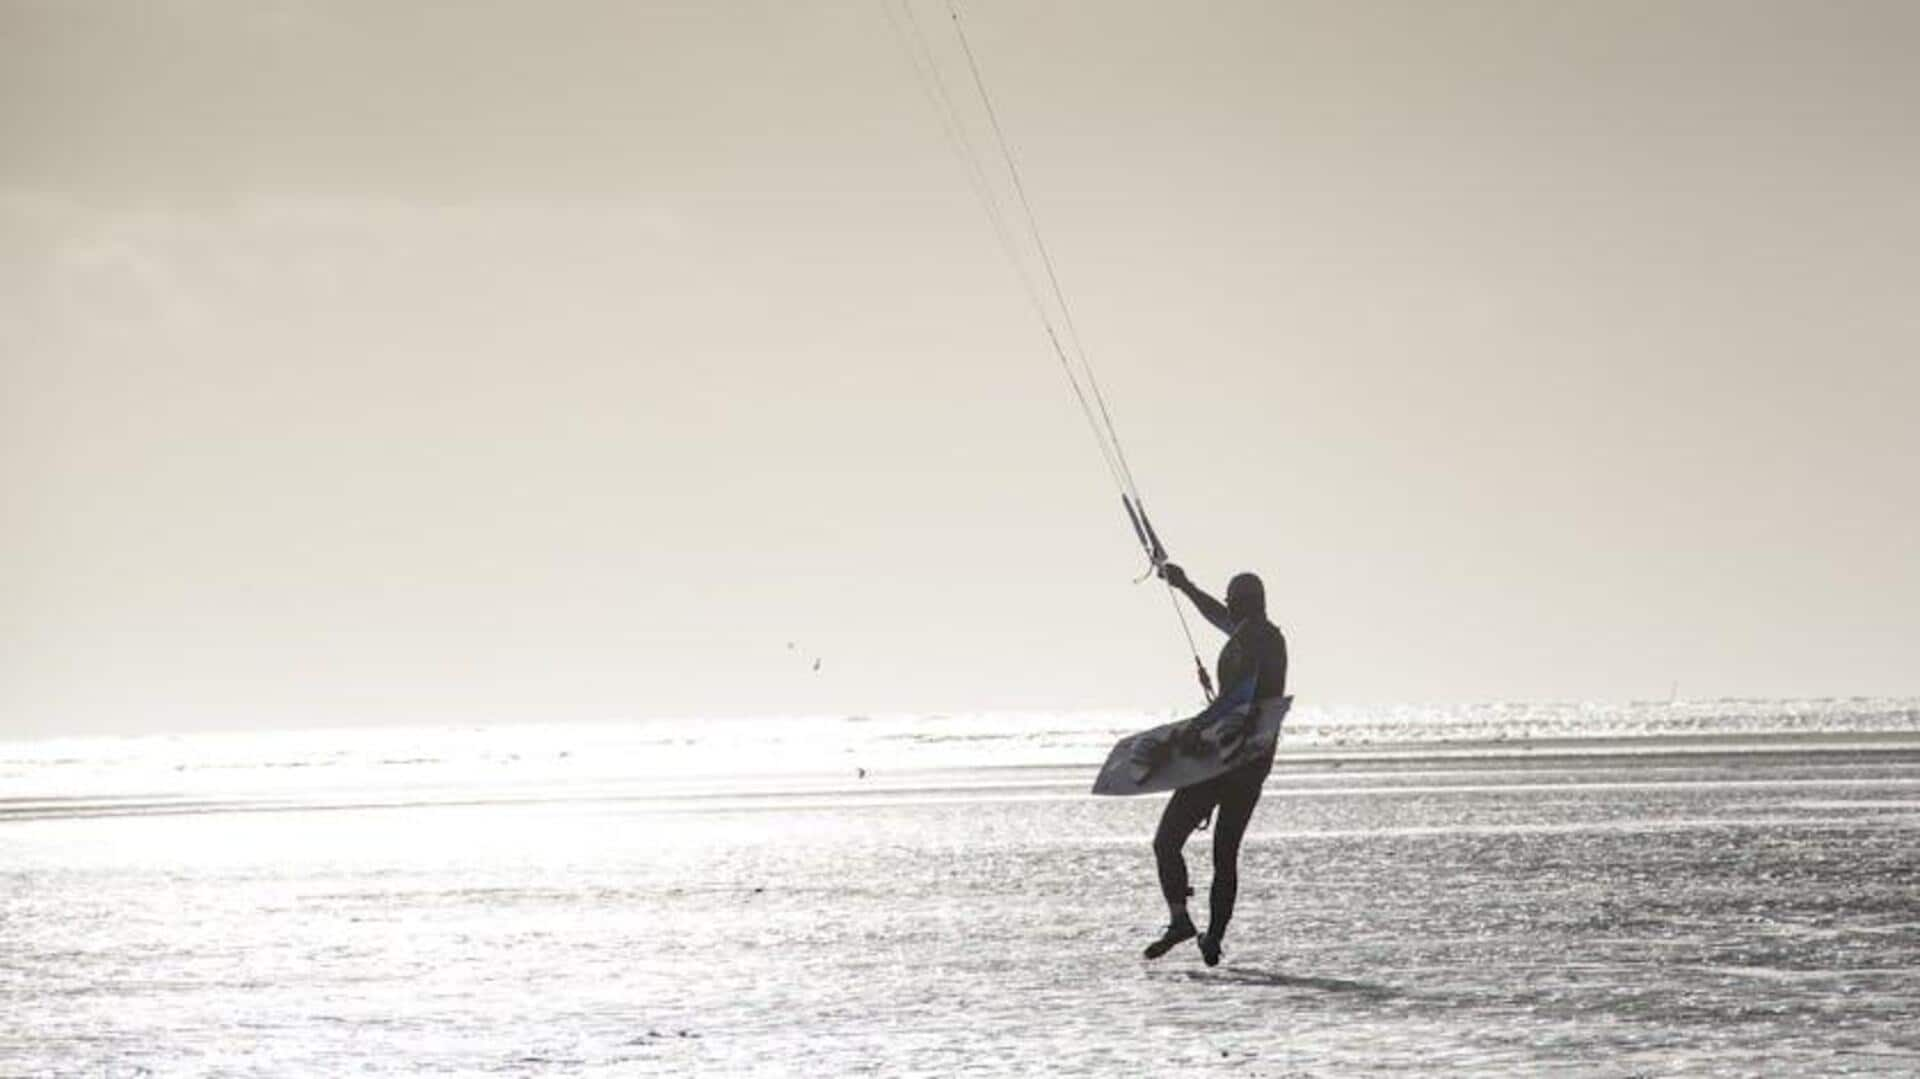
[1142,563,1288,966]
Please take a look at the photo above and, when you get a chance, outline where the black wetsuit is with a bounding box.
[1153,611,1288,940]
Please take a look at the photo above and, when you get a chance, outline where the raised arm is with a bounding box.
[1158,563,1234,635]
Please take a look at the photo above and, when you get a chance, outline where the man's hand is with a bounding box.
[1161,562,1233,635]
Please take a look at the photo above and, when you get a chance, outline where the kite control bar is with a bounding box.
[1122,494,1215,700]
[1121,494,1167,580]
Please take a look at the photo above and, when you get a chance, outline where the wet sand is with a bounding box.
[3,738,1917,1075]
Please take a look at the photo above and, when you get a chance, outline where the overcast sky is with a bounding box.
[4,1,1917,736]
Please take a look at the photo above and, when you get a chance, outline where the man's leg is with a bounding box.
[1144,782,1221,958]
[1204,763,1270,954]
[1154,781,1220,915]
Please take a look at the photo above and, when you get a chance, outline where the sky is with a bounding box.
[4,1,1917,736]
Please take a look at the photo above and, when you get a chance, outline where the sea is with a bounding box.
[4,698,1917,1076]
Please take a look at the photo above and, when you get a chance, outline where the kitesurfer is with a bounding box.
[1142,564,1288,966]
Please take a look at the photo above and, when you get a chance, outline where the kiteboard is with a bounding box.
[1092,681,1292,796]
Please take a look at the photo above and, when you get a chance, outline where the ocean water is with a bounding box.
[3,699,1918,1076]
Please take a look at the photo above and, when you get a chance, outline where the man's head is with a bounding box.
[1226,572,1266,624]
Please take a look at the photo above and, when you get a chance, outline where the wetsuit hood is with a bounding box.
[1226,572,1265,624]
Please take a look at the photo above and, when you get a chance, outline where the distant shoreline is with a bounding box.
[5,730,1917,826]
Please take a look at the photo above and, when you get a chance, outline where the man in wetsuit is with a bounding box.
[1142,564,1288,966]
